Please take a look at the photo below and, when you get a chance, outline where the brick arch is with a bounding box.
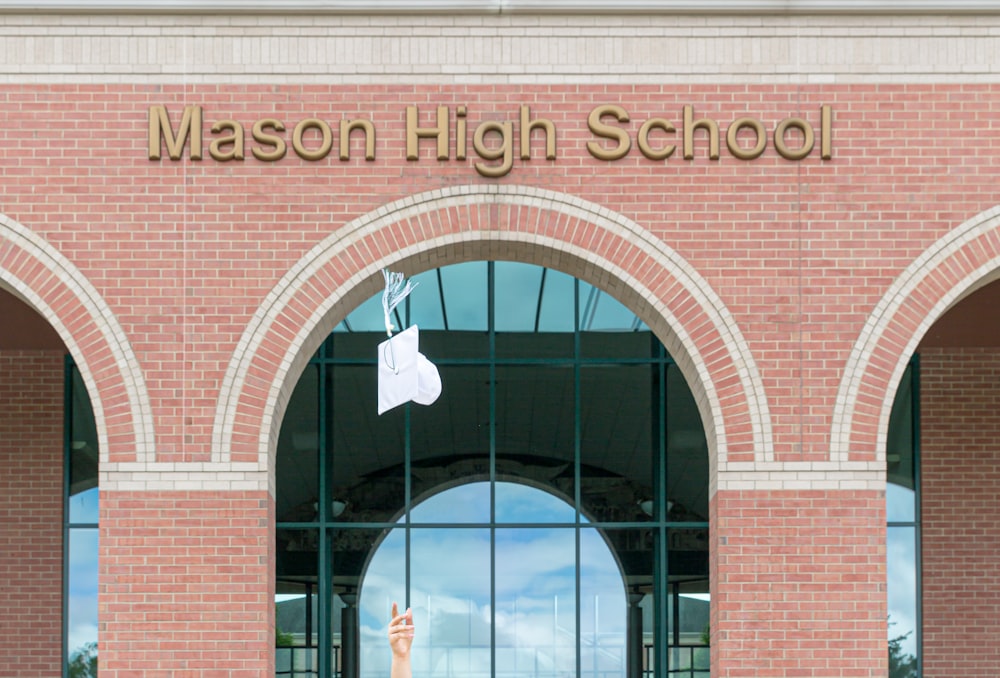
[832,205,1000,464]
[0,214,155,465]
[212,185,773,492]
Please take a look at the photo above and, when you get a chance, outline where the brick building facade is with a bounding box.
[2,3,999,677]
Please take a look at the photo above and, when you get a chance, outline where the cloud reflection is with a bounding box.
[358,482,626,678]
[886,526,918,657]
[67,528,99,656]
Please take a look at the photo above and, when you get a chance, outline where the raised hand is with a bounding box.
[388,601,414,661]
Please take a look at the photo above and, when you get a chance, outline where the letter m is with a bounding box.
[148,105,203,160]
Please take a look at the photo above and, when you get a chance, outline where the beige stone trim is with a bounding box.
[831,205,1000,464]
[101,463,267,492]
[717,461,885,491]
[0,214,156,466]
[0,13,1000,83]
[6,1,1000,13]
[210,184,773,499]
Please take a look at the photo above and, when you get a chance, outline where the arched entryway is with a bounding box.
[274,262,710,678]
[831,205,1000,677]
[0,214,152,677]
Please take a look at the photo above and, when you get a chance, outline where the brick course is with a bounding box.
[0,52,997,678]
[99,491,274,678]
[921,348,1000,677]
[711,490,887,677]
[6,83,998,467]
[0,350,65,678]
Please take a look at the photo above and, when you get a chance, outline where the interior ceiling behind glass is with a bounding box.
[278,261,708,524]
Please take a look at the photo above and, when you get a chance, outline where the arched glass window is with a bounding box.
[886,358,920,677]
[359,481,626,678]
[275,262,710,678]
[66,361,99,677]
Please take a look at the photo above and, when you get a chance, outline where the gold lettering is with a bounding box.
[520,105,556,160]
[292,118,333,161]
[338,119,376,161]
[456,106,467,161]
[148,105,202,161]
[774,117,814,160]
[209,120,244,162]
[406,105,449,161]
[147,103,833,167]
[821,104,833,160]
[251,118,287,162]
[637,118,676,161]
[473,121,514,178]
[726,117,766,160]
[683,106,719,160]
[586,105,631,161]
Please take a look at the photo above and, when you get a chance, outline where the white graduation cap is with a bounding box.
[376,269,442,415]
[377,324,442,415]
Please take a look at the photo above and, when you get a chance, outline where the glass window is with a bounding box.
[66,528,99,677]
[66,363,99,677]
[411,482,491,524]
[886,358,920,678]
[536,268,576,334]
[275,262,710,678]
[579,364,655,523]
[495,262,544,333]
[409,268,447,331]
[887,527,919,676]
[666,366,710,523]
[440,261,489,332]
[887,363,916,523]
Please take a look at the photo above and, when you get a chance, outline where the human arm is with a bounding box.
[388,601,414,678]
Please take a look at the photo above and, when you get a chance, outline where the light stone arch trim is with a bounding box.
[831,204,1000,464]
[211,185,774,496]
[0,213,155,466]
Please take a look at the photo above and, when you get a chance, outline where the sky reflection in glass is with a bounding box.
[494,482,577,523]
[537,268,576,333]
[335,290,387,333]
[886,526,918,658]
[409,268,446,329]
[886,484,915,523]
[495,262,543,332]
[67,528,99,658]
[579,281,646,332]
[359,482,625,678]
[411,482,491,523]
[441,262,488,331]
[69,486,99,524]
[885,361,919,666]
[496,527,578,676]
[333,262,646,335]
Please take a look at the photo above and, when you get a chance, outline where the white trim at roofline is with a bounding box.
[3,0,1000,14]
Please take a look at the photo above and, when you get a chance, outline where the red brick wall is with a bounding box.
[2,84,997,465]
[3,82,1000,676]
[0,350,65,678]
[920,347,1000,677]
[711,490,887,677]
[99,491,274,678]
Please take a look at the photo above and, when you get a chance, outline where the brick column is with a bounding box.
[921,348,1000,677]
[100,489,275,678]
[711,488,886,678]
[0,350,65,678]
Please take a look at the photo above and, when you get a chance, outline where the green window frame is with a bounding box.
[64,358,100,678]
[275,262,711,678]
[886,356,920,678]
